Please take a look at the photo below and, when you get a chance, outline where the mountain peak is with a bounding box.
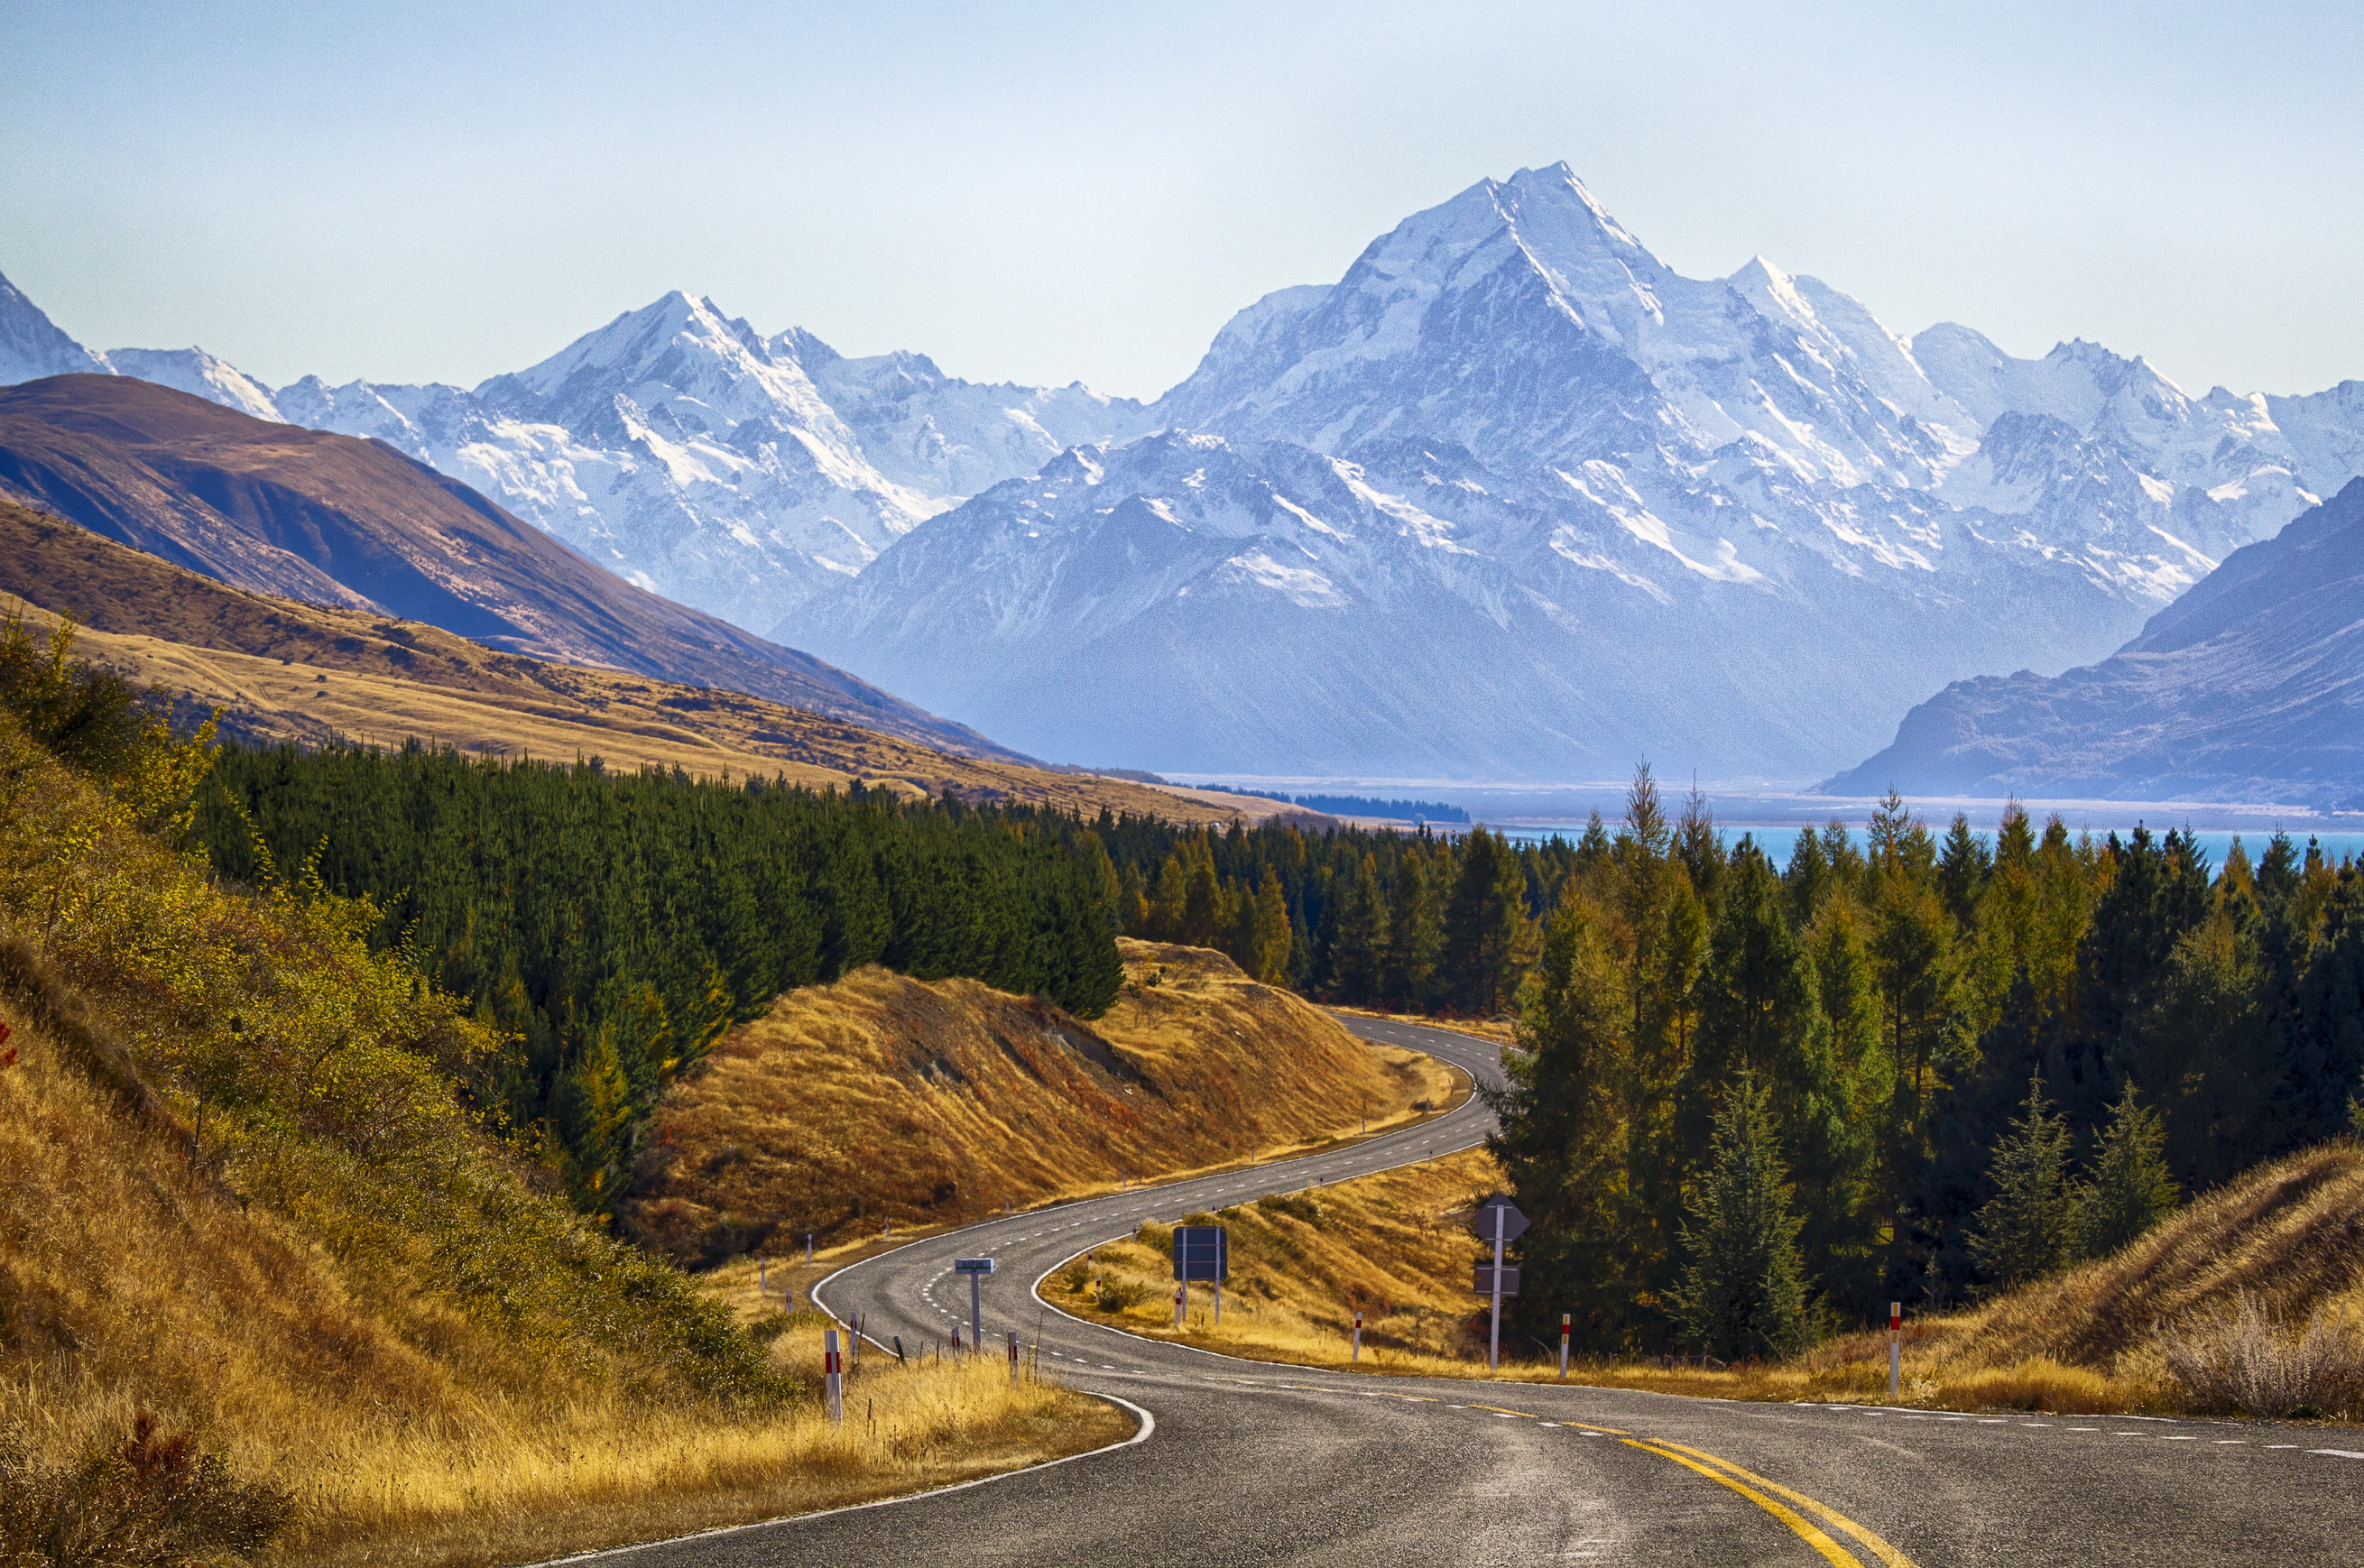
[0,268,112,385]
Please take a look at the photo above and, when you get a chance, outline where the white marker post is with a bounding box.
[759,1260,767,1297]
[1560,1312,1571,1379]
[1353,1310,1363,1365]
[1173,1286,1184,1329]
[823,1329,844,1424]
[806,1232,814,1264]
[1008,1331,1020,1386]
[1888,1302,1902,1398]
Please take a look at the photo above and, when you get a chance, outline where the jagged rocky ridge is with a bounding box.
[7,162,2363,779]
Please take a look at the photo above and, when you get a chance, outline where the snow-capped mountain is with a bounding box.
[799,164,2364,776]
[0,272,1147,635]
[9,160,2364,781]
[276,295,1150,632]
[1,272,110,384]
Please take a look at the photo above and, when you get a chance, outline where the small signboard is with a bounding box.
[1173,1225,1228,1282]
[1474,1264,1521,1296]
[1468,1195,1528,1244]
[953,1257,996,1275]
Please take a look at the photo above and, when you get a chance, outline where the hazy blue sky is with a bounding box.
[5,1,2358,401]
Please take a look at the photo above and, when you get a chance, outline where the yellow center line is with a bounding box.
[1621,1440,1868,1568]
[1650,1441,1918,1568]
[1469,1403,1538,1417]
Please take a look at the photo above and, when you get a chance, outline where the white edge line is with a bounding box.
[524,1393,1156,1567]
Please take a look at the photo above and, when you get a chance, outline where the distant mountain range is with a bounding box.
[1830,478,2364,807]
[10,162,2363,783]
[0,374,1017,760]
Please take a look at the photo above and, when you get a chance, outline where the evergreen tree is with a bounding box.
[1379,849,1440,1010]
[1440,826,1526,1015]
[1967,1077,2075,1290]
[2071,1080,2179,1259]
[1672,1073,1812,1360]
[1492,903,1636,1344]
[1324,853,1386,1002]
[1936,813,1991,931]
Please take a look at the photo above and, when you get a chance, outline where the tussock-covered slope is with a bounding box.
[625,941,1454,1263]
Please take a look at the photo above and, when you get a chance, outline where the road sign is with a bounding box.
[1473,1264,1521,1296]
[954,1258,994,1349]
[1173,1226,1228,1282]
[1468,1195,1528,1244]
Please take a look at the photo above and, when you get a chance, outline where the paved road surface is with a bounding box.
[603,1016,2364,1566]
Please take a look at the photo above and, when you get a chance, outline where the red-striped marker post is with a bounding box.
[823,1328,844,1424]
[1008,1331,1020,1385]
[1353,1310,1363,1364]
[1888,1302,1902,1398]
[1560,1313,1571,1379]
[1173,1285,1185,1329]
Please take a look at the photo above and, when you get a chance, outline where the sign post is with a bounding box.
[822,1328,844,1424]
[1560,1312,1571,1379]
[1888,1302,1901,1398]
[1353,1309,1363,1365]
[1467,1196,1528,1373]
[954,1258,995,1351]
[1173,1225,1228,1330]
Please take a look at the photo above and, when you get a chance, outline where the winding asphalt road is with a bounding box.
[605,1017,2364,1566]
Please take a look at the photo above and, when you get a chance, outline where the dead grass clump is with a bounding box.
[2157,1292,2364,1419]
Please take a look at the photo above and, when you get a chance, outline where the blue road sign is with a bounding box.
[1173,1225,1228,1282]
[953,1258,996,1274]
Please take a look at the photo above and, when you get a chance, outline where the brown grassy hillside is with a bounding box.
[0,498,1295,821]
[0,375,1010,757]
[0,712,1121,1567]
[625,940,1459,1263]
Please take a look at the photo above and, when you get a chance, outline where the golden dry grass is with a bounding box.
[1046,1138,2364,1419]
[0,720,1133,1566]
[625,940,1460,1263]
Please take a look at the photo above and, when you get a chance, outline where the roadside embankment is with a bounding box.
[624,940,1456,1265]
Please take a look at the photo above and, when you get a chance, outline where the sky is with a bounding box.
[5,1,2359,401]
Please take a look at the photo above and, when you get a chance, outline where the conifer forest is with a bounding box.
[195,740,2364,1351]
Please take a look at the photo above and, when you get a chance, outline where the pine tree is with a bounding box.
[1672,1073,1812,1360]
[1967,1077,2075,1290]
[1325,853,1386,1003]
[2071,1080,2179,1259]
[1440,827,1527,1016]
[1379,849,1439,1010]
[1491,903,1634,1343]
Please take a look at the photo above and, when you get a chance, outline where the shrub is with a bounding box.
[2158,1291,2364,1419]
[1094,1279,1146,1314]
[0,1410,293,1567]
[1257,1192,1325,1228]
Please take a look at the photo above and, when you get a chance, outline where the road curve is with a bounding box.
[605,1016,2364,1566]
